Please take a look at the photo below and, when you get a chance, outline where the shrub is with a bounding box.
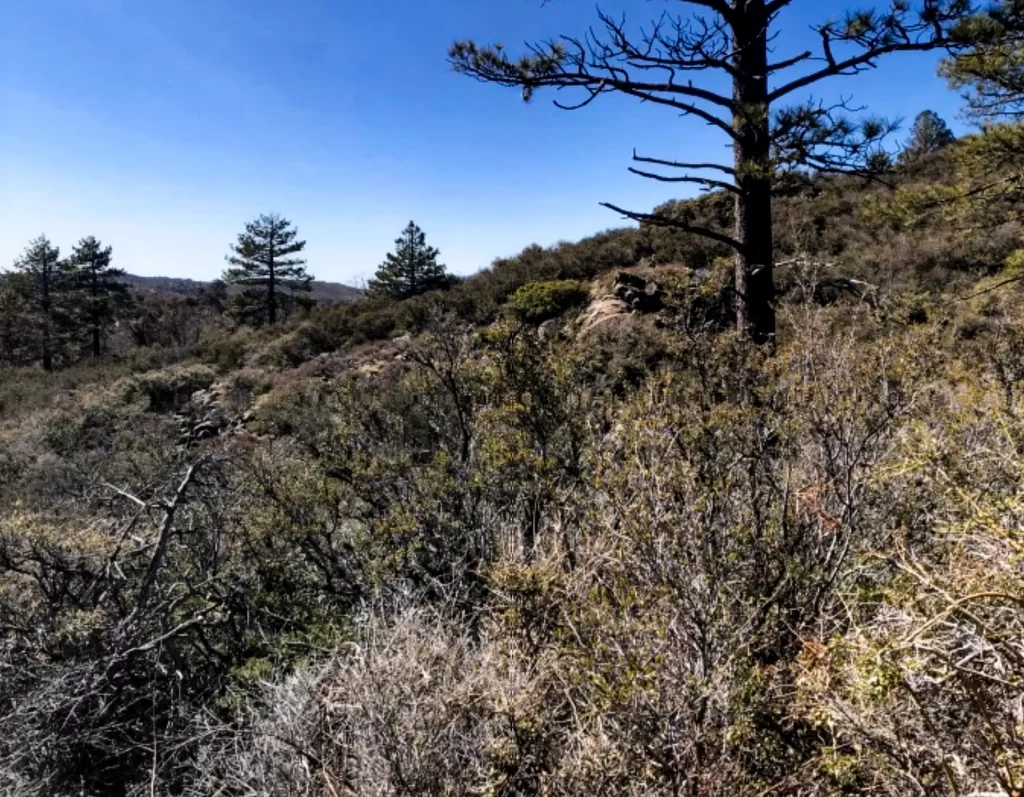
[10,143,1024,795]
[120,363,217,412]
[221,368,273,413]
[0,361,131,421]
[507,280,589,324]
[204,328,258,371]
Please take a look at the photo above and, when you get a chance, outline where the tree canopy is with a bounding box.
[877,2,1024,239]
[369,221,451,300]
[900,110,957,163]
[70,236,129,358]
[7,236,77,371]
[943,0,1024,117]
[224,213,313,326]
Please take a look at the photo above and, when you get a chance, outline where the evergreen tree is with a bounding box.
[0,285,38,366]
[223,213,312,326]
[70,236,130,358]
[198,279,229,314]
[888,6,1024,235]
[450,0,972,343]
[369,222,451,300]
[900,111,956,163]
[942,0,1024,118]
[8,235,76,371]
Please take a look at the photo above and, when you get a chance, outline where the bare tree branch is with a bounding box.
[133,456,210,615]
[632,151,738,175]
[770,5,970,101]
[627,166,742,194]
[600,201,745,251]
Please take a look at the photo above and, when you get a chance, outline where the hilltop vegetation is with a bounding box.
[7,1,1024,794]
[122,274,362,304]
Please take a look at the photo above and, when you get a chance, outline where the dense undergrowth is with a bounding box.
[4,143,1024,794]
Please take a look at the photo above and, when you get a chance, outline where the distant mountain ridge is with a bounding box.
[124,274,364,304]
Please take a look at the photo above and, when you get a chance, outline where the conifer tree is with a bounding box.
[0,286,37,366]
[942,0,1024,117]
[883,2,1024,235]
[70,236,129,358]
[369,221,451,300]
[223,213,312,326]
[450,0,973,343]
[8,235,76,371]
[900,111,956,163]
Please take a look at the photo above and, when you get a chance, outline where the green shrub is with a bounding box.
[222,368,273,412]
[507,280,589,324]
[0,362,131,421]
[116,344,193,373]
[121,363,217,412]
[205,328,258,371]
[251,331,310,369]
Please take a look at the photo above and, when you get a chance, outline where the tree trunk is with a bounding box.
[91,263,101,358]
[409,239,417,298]
[42,327,52,371]
[268,263,277,326]
[732,0,776,345]
[268,230,277,326]
[41,260,53,372]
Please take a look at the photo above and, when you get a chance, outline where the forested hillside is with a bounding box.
[123,275,363,304]
[5,1,1024,795]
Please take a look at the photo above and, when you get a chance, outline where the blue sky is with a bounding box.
[2,0,972,284]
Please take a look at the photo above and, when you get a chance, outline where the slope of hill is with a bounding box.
[2,140,1024,796]
[124,273,363,303]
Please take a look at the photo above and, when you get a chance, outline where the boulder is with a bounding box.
[811,277,877,307]
[576,297,632,336]
[612,272,665,313]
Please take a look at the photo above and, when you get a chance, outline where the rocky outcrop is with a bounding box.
[174,384,252,447]
[577,297,632,336]
[577,272,668,336]
[776,258,879,307]
[613,272,665,313]
[810,276,878,307]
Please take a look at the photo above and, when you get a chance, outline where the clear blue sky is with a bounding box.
[1,0,972,284]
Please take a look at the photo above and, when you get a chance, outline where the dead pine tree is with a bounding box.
[450,0,973,343]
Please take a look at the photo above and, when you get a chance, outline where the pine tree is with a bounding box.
[900,111,956,164]
[369,222,451,300]
[70,236,130,358]
[941,0,1024,118]
[450,0,972,343]
[8,235,76,371]
[893,6,1024,234]
[198,279,229,314]
[223,213,312,326]
[0,286,37,366]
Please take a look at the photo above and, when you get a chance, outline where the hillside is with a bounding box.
[12,0,1024,790]
[3,137,1024,795]
[124,273,363,303]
